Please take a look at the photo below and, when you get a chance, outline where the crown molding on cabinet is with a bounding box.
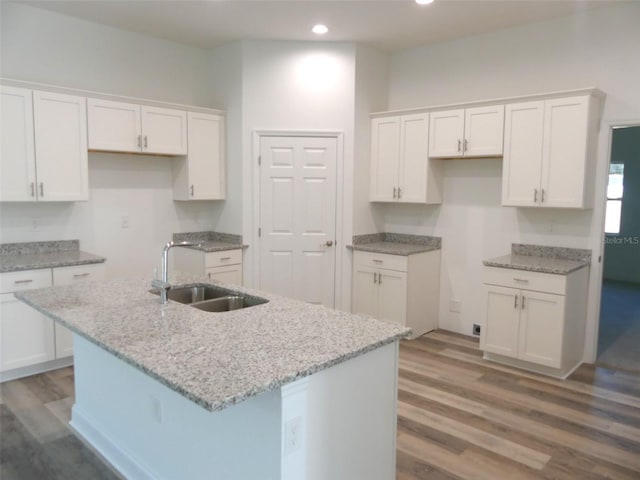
[370,87,605,118]
[0,77,224,116]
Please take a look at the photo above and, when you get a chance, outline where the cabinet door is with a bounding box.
[480,285,520,358]
[206,265,242,285]
[352,266,379,318]
[501,101,544,207]
[0,294,55,371]
[428,109,464,158]
[0,86,37,201]
[464,105,504,157]
[188,112,225,200]
[540,96,589,208]
[370,117,400,202]
[141,106,187,155]
[53,263,105,358]
[377,269,407,326]
[87,98,142,152]
[398,113,429,203]
[518,291,565,368]
[33,91,89,201]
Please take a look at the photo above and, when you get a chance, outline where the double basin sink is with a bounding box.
[151,284,268,312]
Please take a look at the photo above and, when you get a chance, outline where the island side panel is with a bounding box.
[304,341,399,480]
[70,335,282,480]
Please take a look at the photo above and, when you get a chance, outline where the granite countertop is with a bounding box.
[17,274,410,412]
[347,232,441,256]
[173,231,247,253]
[0,240,106,273]
[483,244,591,275]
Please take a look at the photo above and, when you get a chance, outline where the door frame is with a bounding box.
[588,119,640,363]
[251,130,345,309]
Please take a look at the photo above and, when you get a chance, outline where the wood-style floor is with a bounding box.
[1,330,639,479]
[397,331,640,480]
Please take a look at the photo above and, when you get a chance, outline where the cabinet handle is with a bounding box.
[513,278,529,284]
[73,273,90,278]
[373,272,377,284]
[463,139,468,153]
[144,135,148,148]
[14,279,33,284]
[393,187,397,199]
[457,139,461,152]
[137,135,142,148]
[521,295,526,309]
[40,182,44,197]
[190,185,194,196]
[372,259,383,264]
[220,257,231,261]
[397,187,402,199]
[30,182,35,197]
[378,273,382,285]
[534,189,538,203]
[208,272,212,279]
[541,189,545,203]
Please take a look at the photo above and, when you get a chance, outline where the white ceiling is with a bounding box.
[16,0,619,52]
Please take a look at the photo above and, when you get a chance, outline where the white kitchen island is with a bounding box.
[18,276,409,480]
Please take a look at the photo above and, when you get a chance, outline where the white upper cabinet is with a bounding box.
[502,95,596,208]
[33,91,89,201]
[88,99,187,155]
[0,86,36,201]
[429,105,504,158]
[1,87,88,202]
[173,112,225,200]
[370,113,441,204]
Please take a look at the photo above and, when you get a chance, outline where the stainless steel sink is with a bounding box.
[163,284,230,304]
[150,283,268,312]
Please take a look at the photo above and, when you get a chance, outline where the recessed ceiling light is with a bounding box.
[416,0,434,5]
[312,24,329,35]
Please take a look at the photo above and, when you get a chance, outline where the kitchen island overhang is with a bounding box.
[17,276,410,480]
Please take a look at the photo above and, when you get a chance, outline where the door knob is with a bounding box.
[325,240,334,247]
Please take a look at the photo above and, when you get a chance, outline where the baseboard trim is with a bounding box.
[0,357,73,383]
[70,406,156,480]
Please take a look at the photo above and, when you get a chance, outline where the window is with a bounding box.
[605,163,624,234]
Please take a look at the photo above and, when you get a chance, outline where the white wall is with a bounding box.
[385,2,640,359]
[239,41,357,309]
[0,2,219,277]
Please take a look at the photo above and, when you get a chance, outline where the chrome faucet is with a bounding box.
[152,241,201,304]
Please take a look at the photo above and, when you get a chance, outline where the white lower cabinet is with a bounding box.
[352,250,440,339]
[0,263,105,381]
[52,264,106,359]
[173,248,243,286]
[480,266,589,377]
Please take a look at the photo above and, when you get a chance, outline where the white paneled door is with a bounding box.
[259,135,337,308]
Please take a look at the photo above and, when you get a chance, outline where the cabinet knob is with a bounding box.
[324,240,334,247]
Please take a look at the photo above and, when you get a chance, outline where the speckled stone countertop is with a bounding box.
[17,274,410,412]
[483,244,591,275]
[0,240,106,273]
[173,231,248,253]
[347,233,441,256]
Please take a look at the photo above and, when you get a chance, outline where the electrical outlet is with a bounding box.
[473,324,481,336]
[449,300,461,313]
[284,416,302,456]
[121,215,129,229]
[151,396,163,424]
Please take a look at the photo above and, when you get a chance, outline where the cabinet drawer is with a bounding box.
[205,249,242,268]
[0,269,52,294]
[53,263,105,286]
[483,266,566,295]
[353,251,407,272]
